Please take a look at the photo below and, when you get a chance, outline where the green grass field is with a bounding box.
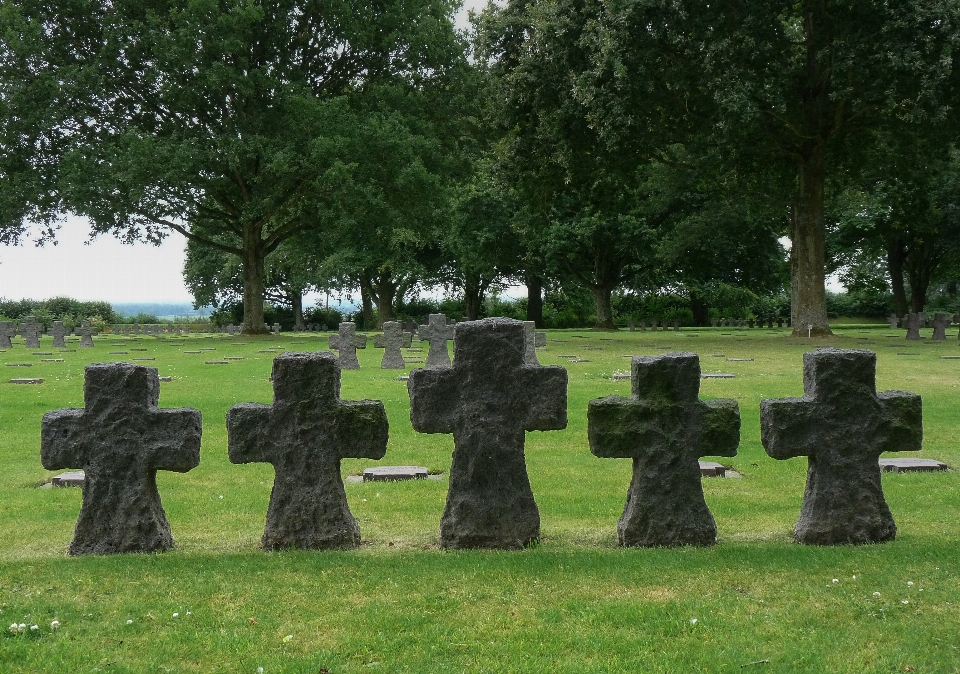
[1,325,959,672]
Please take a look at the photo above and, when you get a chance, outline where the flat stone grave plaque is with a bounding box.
[33,352,53,355]
[879,458,947,472]
[583,347,603,351]
[231,343,246,345]
[701,373,735,379]
[224,357,245,360]
[52,471,85,487]
[159,376,172,382]
[939,356,960,359]
[707,354,725,357]
[109,351,128,355]
[406,347,424,352]
[206,361,229,365]
[133,358,155,361]
[699,461,726,477]
[258,350,275,353]
[362,466,428,482]
[885,334,900,338]
[727,358,754,362]
[40,359,64,362]
[611,374,631,381]
[184,350,201,354]
[654,346,673,350]
[59,349,76,352]
[557,355,578,358]
[10,378,43,384]
[896,352,920,356]
[7,363,32,367]
[131,348,147,352]
[568,359,591,363]
[397,375,410,381]
[199,348,216,351]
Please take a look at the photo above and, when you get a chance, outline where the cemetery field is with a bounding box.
[2,326,960,673]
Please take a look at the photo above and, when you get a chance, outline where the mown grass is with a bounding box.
[1,326,959,672]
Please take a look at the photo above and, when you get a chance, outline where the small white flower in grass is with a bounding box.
[689,618,698,625]
[852,575,856,580]
[8,623,18,634]
[832,578,839,584]
[282,634,293,643]
[901,600,909,605]
[172,613,179,618]
[185,611,191,616]
[126,619,133,625]
[873,592,881,597]
[257,668,264,674]
[907,581,914,587]
[50,620,60,630]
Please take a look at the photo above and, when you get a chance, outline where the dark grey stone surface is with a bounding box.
[49,321,68,348]
[588,352,740,547]
[373,322,410,369]
[227,351,388,550]
[0,321,15,348]
[76,321,95,348]
[417,314,455,369]
[40,362,202,555]
[879,457,947,472]
[905,313,923,340]
[328,322,367,370]
[761,348,922,545]
[931,313,951,341]
[408,318,567,549]
[522,321,547,366]
[19,316,42,348]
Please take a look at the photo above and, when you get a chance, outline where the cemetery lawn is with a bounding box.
[1,327,959,673]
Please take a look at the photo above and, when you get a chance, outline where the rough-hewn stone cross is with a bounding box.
[0,321,15,348]
[48,321,68,348]
[905,313,922,340]
[931,313,951,341]
[40,362,202,555]
[523,321,547,366]
[588,352,740,547]
[373,321,412,369]
[408,318,568,549]
[760,348,922,545]
[227,351,388,550]
[19,316,42,348]
[328,322,367,370]
[76,320,95,348]
[417,313,455,369]
[887,313,899,329]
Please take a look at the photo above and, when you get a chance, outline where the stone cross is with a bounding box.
[19,316,43,348]
[523,321,547,366]
[887,314,899,329]
[760,348,922,545]
[48,321,68,348]
[40,362,202,555]
[931,313,951,341]
[272,323,281,335]
[628,321,636,332]
[0,321,16,348]
[328,322,367,369]
[373,321,412,369]
[408,318,568,549]
[417,313,455,369]
[76,321,95,348]
[905,313,922,340]
[673,319,680,331]
[588,352,740,547]
[133,323,141,335]
[227,351,388,549]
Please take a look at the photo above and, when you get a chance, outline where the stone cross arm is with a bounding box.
[588,396,738,459]
[40,409,88,470]
[409,366,567,434]
[226,403,274,464]
[329,334,368,350]
[761,391,921,460]
[333,400,389,460]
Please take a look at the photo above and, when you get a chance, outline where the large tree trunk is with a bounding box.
[374,273,398,327]
[886,240,909,317]
[358,280,374,329]
[241,230,267,334]
[525,272,544,328]
[906,240,936,314]
[790,144,832,337]
[464,272,486,320]
[291,291,304,330]
[689,290,708,327]
[591,285,616,330]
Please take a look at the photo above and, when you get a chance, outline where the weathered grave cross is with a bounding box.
[373,321,412,369]
[417,313,455,369]
[408,318,568,549]
[931,313,951,341]
[40,363,202,555]
[20,316,43,348]
[905,313,922,340]
[227,352,388,549]
[761,348,922,545]
[328,322,367,370]
[588,352,740,547]
[0,321,15,348]
[49,321,68,348]
[523,321,547,366]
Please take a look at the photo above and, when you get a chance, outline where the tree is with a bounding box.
[1,0,463,332]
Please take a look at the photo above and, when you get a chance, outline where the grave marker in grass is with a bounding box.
[523,321,547,366]
[373,321,411,369]
[417,313,455,369]
[328,322,368,370]
[931,313,951,341]
[40,362,202,555]
[0,321,15,348]
[19,316,43,348]
[588,352,740,547]
[76,321,95,348]
[227,352,388,550]
[408,318,567,549]
[760,348,922,545]
[49,321,68,348]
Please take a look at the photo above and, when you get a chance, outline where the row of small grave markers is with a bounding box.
[31,317,945,557]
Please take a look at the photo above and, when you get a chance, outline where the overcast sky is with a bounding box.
[0,3,490,305]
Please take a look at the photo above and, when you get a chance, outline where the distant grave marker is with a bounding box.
[49,321,68,348]
[328,322,368,370]
[373,322,411,369]
[523,321,547,366]
[19,316,43,349]
[417,314,455,369]
[362,466,428,482]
